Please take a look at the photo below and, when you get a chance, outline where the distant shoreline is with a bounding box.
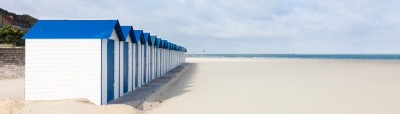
[186,54,400,60]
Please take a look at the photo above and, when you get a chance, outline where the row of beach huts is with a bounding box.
[22,19,187,105]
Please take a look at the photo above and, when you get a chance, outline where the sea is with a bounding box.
[186,54,400,60]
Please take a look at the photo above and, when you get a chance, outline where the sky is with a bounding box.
[1,0,400,54]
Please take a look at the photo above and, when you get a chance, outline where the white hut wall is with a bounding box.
[25,39,102,105]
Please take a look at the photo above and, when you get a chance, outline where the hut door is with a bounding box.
[123,42,129,93]
[135,44,139,87]
[143,45,147,84]
[107,40,115,102]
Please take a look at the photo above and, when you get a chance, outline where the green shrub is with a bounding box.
[0,25,27,47]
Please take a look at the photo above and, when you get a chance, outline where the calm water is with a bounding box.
[186,54,400,60]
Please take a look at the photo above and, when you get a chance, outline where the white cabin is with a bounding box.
[23,19,125,105]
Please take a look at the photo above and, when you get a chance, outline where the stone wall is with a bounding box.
[0,48,24,78]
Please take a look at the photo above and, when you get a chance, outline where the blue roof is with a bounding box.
[160,39,164,48]
[143,33,151,45]
[133,30,145,44]
[150,35,157,46]
[22,19,124,40]
[173,44,177,50]
[156,38,162,47]
[159,39,164,48]
[121,26,137,42]
[153,36,159,47]
[167,42,171,49]
[163,40,168,49]
[166,41,169,49]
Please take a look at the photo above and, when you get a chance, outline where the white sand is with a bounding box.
[0,78,24,100]
[0,78,139,114]
[2,58,400,114]
[143,58,400,114]
[0,98,138,114]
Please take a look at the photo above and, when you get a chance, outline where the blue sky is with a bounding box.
[1,0,400,54]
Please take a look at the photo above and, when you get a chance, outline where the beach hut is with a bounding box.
[173,43,177,69]
[183,47,187,63]
[170,43,174,70]
[179,46,185,64]
[173,44,177,68]
[133,30,144,87]
[174,44,179,67]
[149,35,157,80]
[158,38,162,76]
[143,33,151,83]
[118,27,130,97]
[157,37,163,77]
[167,41,172,71]
[165,40,170,73]
[162,40,168,74]
[170,43,174,69]
[178,46,181,65]
[121,26,137,92]
[153,36,160,78]
[23,19,124,105]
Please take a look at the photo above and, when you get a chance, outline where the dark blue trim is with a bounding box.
[135,43,139,87]
[117,42,120,97]
[143,45,147,84]
[123,42,129,93]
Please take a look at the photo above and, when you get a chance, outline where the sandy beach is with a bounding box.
[0,80,139,114]
[143,58,400,114]
[1,58,400,114]
[0,78,24,100]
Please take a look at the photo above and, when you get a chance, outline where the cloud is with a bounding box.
[1,0,400,54]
